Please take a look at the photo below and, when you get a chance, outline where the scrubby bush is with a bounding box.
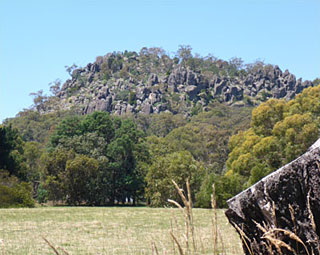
[37,183,48,204]
[0,171,34,208]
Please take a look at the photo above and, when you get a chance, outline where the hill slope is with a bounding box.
[39,47,313,116]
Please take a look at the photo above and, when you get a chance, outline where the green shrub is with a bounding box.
[195,174,215,208]
[37,183,48,204]
[129,91,137,106]
[0,171,34,208]
[115,90,130,101]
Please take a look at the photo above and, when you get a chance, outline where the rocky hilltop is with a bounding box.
[50,47,313,116]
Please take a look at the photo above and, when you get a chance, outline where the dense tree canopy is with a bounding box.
[44,111,147,205]
[145,151,204,207]
[224,86,320,202]
[0,125,25,179]
[0,125,34,207]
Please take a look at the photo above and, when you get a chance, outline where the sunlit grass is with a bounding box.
[0,207,242,254]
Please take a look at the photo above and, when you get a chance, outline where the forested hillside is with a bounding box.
[1,47,319,208]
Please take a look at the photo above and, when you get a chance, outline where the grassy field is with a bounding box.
[0,207,242,255]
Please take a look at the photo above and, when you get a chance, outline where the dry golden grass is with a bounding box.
[0,206,242,255]
[167,180,227,255]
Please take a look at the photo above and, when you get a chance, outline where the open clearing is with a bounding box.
[0,207,242,254]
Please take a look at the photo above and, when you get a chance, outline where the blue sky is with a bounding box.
[1,0,319,122]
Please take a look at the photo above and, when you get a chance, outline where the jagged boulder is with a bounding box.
[141,103,153,114]
[147,73,158,86]
[97,87,109,99]
[185,85,199,99]
[148,92,158,105]
[225,138,320,255]
[136,87,150,100]
[214,78,227,95]
[168,66,187,86]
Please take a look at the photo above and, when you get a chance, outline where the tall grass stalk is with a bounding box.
[0,239,5,255]
[167,179,225,255]
[211,184,218,253]
[42,237,70,255]
[247,197,316,255]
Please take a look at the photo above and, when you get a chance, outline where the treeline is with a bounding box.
[1,102,251,207]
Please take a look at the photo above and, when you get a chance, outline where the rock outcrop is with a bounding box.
[225,138,320,255]
[51,50,314,116]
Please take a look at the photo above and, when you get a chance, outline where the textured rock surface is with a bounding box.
[52,52,314,116]
[225,138,320,255]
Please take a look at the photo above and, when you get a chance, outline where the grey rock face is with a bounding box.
[126,104,134,114]
[97,87,109,99]
[147,74,158,86]
[168,66,187,86]
[272,87,286,98]
[154,103,167,113]
[186,68,199,85]
[148,92,158,105]
[141,103,153,114]
[185,85,199,99]
[136,87,150,100]
[95,99,108,111]
[56,56,314,116]
[85,101,97,114]
[226,138,320,255]
[214,78,227,95]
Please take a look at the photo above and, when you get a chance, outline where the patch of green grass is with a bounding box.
[0,207,242,254]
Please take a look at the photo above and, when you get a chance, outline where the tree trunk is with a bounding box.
[225,138,320,255]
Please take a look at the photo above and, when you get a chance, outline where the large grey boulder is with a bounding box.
[136,87,150,100]
[147,73,158,86]
[168,66,187,86]
[186,69,199,85]
[148,92,158,105]
[226,138,320,255]
[214,78,227,95]
[185,85,199,99]
[141,103,153,114]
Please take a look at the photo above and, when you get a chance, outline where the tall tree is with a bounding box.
[65,155,99,205]
[145,151,204,207]
[47,111,147,205]
[0,125,25,180]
